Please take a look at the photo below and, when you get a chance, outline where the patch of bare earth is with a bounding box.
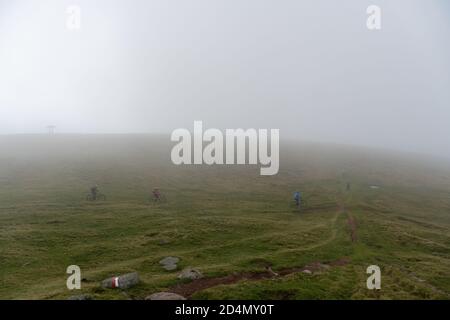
[168,257,350,298]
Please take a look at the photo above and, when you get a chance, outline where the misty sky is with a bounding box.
[0,0,449,157]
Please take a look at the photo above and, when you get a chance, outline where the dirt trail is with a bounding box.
[341,191,357,243]
[169,257,350,298]
[347,215,357,242]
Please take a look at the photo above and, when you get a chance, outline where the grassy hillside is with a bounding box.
[0,134,449,299]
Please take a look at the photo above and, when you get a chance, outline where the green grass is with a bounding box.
[0,135,449,299]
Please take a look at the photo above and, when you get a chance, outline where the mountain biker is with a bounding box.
[152,188,161,201]
[90,185,99,201]
[293,191,301,208]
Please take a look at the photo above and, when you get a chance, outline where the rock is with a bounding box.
[178,267,203,280]
[67,294,92,300]
[163,264,178,271]
[158,239,171,245]
[146,292,186,300]
[318,263,330,270]
[159,256,179,271]
[159,256,179,265]
[101,272,140,289]
[302,269,312,274]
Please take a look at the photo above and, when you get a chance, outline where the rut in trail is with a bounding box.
[347,215,357,242]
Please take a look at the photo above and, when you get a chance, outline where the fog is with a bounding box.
[0,0,449,157]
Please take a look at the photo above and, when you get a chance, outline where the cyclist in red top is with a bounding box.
[152,188,161,201]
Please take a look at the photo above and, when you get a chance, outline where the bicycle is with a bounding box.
[86,193,106,201]
[293,198,308,211]
[150,193,167,203]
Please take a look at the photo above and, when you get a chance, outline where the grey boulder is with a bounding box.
[159,256,180,271]
[101,272,140,289]
[178,267,203,280]
[146,292,186,300]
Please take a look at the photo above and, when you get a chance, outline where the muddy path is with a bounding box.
[169,257,350,298]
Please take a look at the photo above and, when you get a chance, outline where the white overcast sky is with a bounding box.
[0,0,449,157]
